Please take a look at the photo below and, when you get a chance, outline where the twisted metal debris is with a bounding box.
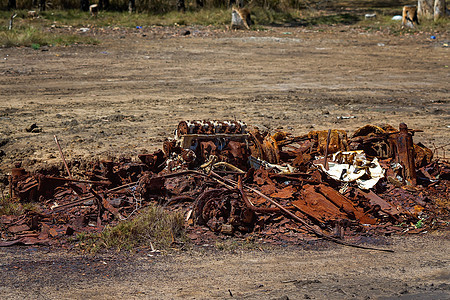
[2,121,449,251]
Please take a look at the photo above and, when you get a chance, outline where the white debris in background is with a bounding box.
[315,150,385,190]
[392,15,403,20]
[249,156,296,174]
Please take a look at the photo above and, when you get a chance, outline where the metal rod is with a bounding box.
[324,129,332,170]
[44,175,111,185]
[54,135,73,179]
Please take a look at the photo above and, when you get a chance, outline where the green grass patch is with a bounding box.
[0,194,23,215]
[0,193,40,216]
[100,205,187,251]
[0,26,99,48]
[0,8,308,28]
[0,9,230,28]
[27,8,354,27]
[1,7,448,47]
[71,232,103,253]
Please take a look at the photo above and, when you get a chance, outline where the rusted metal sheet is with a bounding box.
[271,185,296,199]
[316,185,376,225]
[8,224,30,233]
[138,149,166,173]
[293,185,347,223]
[358,190,401,216]
[349,124,394,158]
[414,143,434,168]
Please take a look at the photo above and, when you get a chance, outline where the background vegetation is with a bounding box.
[0,0,416,14]
[0,0,448,49]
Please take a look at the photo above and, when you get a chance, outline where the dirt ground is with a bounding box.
[0,234,449,299]
[0,25,449,299]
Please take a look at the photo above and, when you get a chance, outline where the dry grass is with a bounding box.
[0,193,40,215]
[0,193,22,215]
[100,205,187,251]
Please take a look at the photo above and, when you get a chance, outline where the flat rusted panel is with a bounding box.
[316,185,376,225]
[293,185,347,223]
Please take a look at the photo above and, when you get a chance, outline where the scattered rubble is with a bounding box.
[1,121,449,250]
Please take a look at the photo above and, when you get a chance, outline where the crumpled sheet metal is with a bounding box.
[316,184,376,225]
[0,236,49,247]
[314,151,385,190]
[358,190,401,216]
[350,124,395,158]
[350,124,433,168]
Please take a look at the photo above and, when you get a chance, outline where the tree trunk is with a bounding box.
[81,0,90,11]
[39,0,46,11]
[418,0,434,19]
[7,0,16,10]
[434,0,446,20]
[128,0,135,13]
[229,0,245,8]
[196,0,204,8]
[99,0,109,10]
[177,0,186,12]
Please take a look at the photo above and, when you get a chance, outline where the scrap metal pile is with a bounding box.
[1,120,449,248]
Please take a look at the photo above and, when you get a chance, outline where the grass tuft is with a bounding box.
[72,232,102,253]
[101,205,187,251]
[0,193,40,215]
[0,193,23,215]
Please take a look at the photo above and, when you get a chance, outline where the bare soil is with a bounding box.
[0,235,449,299]
[0,25,449,299]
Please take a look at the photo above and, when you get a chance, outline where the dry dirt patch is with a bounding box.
[0,235,449,299]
